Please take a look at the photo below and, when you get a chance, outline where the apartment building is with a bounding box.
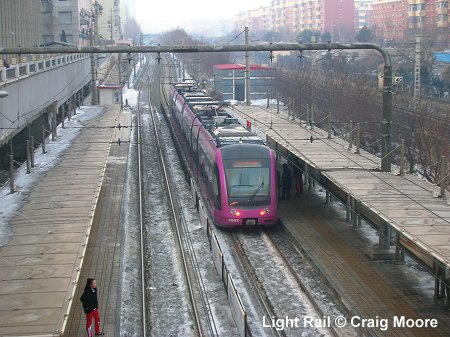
[370,0,407,40]
[234,0,355,41]
[355,0,374,29]
[234,6,270,33]
[0,0,42,48]
[370,0,448,41]
[407,0,449,41]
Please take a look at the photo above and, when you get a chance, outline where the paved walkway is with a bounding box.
[0,105,119,336]
[65,107,131,336]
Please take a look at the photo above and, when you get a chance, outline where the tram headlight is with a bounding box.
[260,208,269,216]
[230,209,241,216]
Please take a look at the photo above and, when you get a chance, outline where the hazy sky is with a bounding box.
[134,0,271,33]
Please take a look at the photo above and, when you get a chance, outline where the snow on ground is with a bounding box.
[0,106,104,247]
[122,88,139,109]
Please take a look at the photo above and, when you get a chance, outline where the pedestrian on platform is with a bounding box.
[80,278,104,336]
[281,163,292,200]
[292,157,303,195]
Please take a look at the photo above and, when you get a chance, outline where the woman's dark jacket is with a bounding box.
[80,286,98,314]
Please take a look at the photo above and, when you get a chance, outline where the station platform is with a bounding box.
[64,106,131,336]
[0,105,123,336]
[227,104,450,274]
[280,190,450,337]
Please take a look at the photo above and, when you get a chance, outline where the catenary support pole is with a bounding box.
[245,27,250,106]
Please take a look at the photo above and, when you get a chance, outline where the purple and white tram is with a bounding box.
[170,82,278,227]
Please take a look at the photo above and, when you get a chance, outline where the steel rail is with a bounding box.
[148,74,204,337]
[136,62,148,337]
[264,230,341,337]
[231,233,285,337]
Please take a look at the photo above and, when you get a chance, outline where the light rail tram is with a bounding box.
[170,82,278,227]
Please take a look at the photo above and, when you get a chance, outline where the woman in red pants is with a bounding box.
[80,278,104,336]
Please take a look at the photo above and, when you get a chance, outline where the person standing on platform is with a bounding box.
[281,163,292,200]
[293,157,303,195]
[80,278,104,336]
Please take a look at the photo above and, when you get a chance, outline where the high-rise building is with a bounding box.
[370,0,448,42]
[355,0,374,30]
[0,0,42,48]
[234,0,355,42]
[41,0,92,46]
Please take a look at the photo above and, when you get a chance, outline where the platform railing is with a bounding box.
[0,53,89,83]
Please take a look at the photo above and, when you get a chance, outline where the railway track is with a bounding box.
[226,229,348,337]
[230,233,286,337]
[263,228,344,337]
[136,60,149,337]
[148,75,204,337]
[136,59,225,336]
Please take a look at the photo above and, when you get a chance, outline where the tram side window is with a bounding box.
[213,164,221,209]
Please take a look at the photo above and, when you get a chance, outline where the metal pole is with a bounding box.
[440,156,447,197]
[414,35,421,107]
[277,95,280,113]
[381,62,393,172]
[156,52,161,110]
[68,97,72,121]
[42,125,46,154]
[306,104,310,128]
[400,139,405,175]
[292,98,295,121]
[90,19,98,105]
[245,27,250,106]
[30,136,35,168]
[118,53,123,109]
[288,97,291,117]
[310,103,314,130]
[348,120,353,151]
[26,140,31,174]
[9,154,14,193]
[52,102,57,140]
[74,92,78,114]
[356,122,360,154]
[61,106,65,129]
[327,112,331,139]
[346,194,351,222]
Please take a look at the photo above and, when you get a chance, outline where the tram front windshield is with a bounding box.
[223,158,270,207]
